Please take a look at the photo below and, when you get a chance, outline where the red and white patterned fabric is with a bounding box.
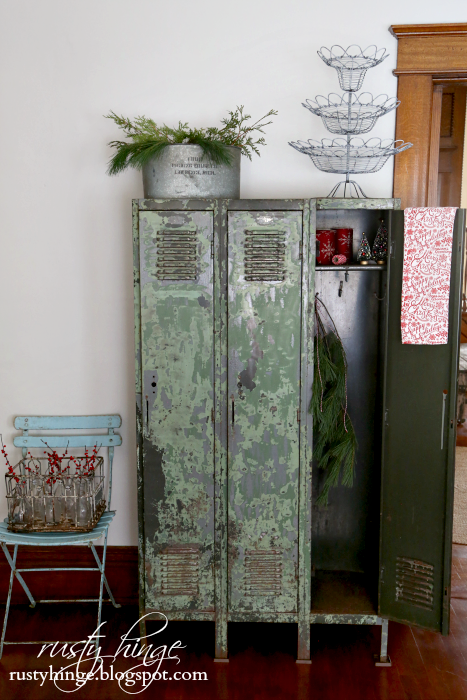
[401,207,457,345]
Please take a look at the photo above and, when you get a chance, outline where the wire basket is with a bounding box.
[302,93,399,135]
[5,456,106,532]
[317,45,389,92]
[288,137,412,175]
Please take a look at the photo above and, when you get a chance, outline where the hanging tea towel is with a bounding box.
[401,207,457,344]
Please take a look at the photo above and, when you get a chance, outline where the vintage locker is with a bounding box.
[136,207,215,615]
[133,197,465,663]
[226,210,303,617]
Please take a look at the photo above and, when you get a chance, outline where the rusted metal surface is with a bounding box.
[317,198,401,210]
[227,210,302,617]
[297,198,314,660]
[139,208,215,614]
[142,145,241,199]
[133,197,409,662]
[395,557,434,610]
[310,613,382,624]
[133,200,148,644]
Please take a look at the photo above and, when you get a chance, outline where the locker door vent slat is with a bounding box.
[395,557,434,610]
[244,230,286,281]
[244,549,283,596]
[160,545,200,595]
[156,230,198,280]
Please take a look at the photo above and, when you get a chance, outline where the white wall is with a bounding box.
[0,0,465,545]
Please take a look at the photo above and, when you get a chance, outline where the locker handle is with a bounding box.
[441,390,448,449]
[145,396,149,438]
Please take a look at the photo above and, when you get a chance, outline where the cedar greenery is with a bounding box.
[105,106,278,175]
[310,296,357,505]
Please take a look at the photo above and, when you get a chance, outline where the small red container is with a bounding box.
[316,229,336,265]
[334,228,353,261]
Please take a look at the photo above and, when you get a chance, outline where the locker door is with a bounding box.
[379,208,465,633]
[139,210,215,613]
[227,211,303,615]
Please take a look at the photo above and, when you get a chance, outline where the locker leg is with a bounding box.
[296,621,312,664]
[214,616,229,662]
[375,618,392,666]
[139,616,147,652]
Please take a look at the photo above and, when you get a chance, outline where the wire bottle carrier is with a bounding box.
[6,455,106,532]
[289,44,412,197]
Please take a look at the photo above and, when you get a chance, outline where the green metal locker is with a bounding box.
[133,198,465,664]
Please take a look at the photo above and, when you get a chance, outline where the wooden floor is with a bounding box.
[1,546,467,699]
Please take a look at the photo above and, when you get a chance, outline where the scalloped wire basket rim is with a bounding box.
[317,44,389,62]
[303,93,398,109]
[289,138,412,153]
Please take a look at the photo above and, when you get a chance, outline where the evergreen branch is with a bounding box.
[104,106,277,173]
[311,297,357,506]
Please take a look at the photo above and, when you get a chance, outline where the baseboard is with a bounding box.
[0,546,138,605]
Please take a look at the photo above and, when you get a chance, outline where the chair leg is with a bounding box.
[95,531,109,655]
[1,544,18,659]
[89,542,121,609]
[1,542,36,608]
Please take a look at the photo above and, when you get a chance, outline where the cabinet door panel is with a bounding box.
[227,211,302,614]
[139,210,215,612]
[379,209,465,632]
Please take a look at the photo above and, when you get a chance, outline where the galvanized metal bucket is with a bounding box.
[142,144,241,199]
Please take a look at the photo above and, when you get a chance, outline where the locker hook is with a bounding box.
[374,285,387,301]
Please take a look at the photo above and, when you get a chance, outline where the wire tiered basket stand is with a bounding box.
[289,45,412,198]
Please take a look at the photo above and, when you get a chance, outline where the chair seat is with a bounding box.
[0,511,115,546]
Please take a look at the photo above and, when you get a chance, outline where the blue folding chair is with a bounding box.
[0,415,122,658]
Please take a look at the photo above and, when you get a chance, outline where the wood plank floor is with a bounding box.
[1,546,467,699]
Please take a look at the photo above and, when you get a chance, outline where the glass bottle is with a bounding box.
[77,477,91,527]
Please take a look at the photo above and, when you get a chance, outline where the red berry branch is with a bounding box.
[2,436,102,486]
[0,434,20,483]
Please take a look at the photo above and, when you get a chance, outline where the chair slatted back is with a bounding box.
[13,415,122,511]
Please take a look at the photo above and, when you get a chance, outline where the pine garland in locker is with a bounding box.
[310,296,357,505]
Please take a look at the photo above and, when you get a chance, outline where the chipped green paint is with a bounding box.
[139,209,215,613]
[309,614,382,625]
[297,199,314,660]
[227,210,302,615]
[213,198,229,659]
[133,197,400,661]
[317,198,401,210]
[132,200,147,641]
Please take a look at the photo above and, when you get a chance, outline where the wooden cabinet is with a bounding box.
[133,198,465,662]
